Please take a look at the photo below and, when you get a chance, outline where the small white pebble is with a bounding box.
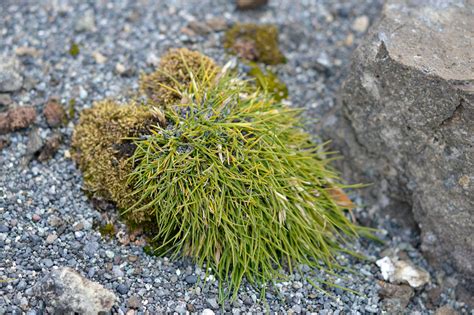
[92,51,107,64]
[352,15,369,33]
[115,63,126,74]
[293,281,303,289]
[79,86,88,99]
[46,234,57,244]
[105,250,115,259]
[146,52,160,67]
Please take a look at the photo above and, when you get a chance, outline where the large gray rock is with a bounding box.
[325,0,473,281]
[33,267,116,314]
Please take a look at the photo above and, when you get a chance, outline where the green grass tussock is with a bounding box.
[73,48,367,300]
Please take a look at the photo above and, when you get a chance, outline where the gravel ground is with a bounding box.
[0,0,472,314]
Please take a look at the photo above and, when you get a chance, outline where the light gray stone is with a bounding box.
[207,298,219,309]
[0,57,23,93]
[74,9,96,32]
[325,0,473,280]
[33,267,116,314]
[0,94,12,108]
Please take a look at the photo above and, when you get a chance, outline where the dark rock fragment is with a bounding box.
[38,133,62,161]
[379,281,414,313]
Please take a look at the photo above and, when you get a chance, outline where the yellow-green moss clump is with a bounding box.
[140,48,220,107]
[248,62,288,101]
[72,100,158,220]
[98,223,116,239]
[69,42,80,57]
[224,23,285,65]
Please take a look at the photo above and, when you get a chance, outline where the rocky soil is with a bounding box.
[0,0,471,314]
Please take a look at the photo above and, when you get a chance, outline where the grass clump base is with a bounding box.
[73,48,367,300]
[224,23,286,65]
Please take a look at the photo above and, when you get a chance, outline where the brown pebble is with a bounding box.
[180,26,196,37]
[132,267,142,276]
[435,305,459,315]
[48,215,62,227]
[236,0,268,10]
[127,296,142,309]
[378,280,414,309]
[187,20,212,35]
[73,221,84,231]
[427,286,443,308]
[128,255,139,262]
[345,33,354,46]
[186,303,196,312]
[0,93,12,107]
[37,133,62,162]
[32,214,41,222]
[43,98,66,127]
[0,137,10,150]
[15,46,40,57]
[206,17,228,32]
[0,106,36,134]
[46,234,58,244]
[113,256,121,265]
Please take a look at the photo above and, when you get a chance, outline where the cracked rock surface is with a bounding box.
[324,0,473,296]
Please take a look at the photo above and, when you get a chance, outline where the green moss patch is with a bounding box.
[72,100,160,223]
[140,48,219,107]
[247,62,288,101]
[99,223,116,239]
[69,42,80,57]
[224,23,285,65]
